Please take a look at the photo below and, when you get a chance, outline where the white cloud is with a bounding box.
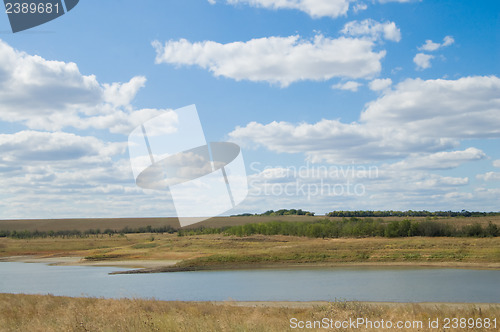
[419,40,440,52]
[369,78,392,91]
[153,35,385,87]
[79,108,172,135]
[389,148,486,170]
[0,130,179,219]
[208,0,351,18]
[360,76,500,140]
[0,39,156,133]
[103,76,146,108]
[240,159,474,215]
[443,36,455,46]
[230,76,500,164]
[0,159,175,219]
[341,19,401,42]
[413,53,434,70]
[230,119,373,163]
[419,35,455,51]
[0,131,125,164]
[210,0,415,18]
[353,3,367,12]
[477,172,500,182]
[378,0,415,3]
[0,40,100,125]
[332,81,362,92]
[0,40,187,219]
[494,160,500,168]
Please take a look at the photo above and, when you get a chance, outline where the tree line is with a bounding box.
[179,218,499,238]
[0,225,176,239]
[232,209,315,216]
[234,209,499,218]
[326,210,499,218]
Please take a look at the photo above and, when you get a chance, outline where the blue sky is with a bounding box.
[0,0,498,219]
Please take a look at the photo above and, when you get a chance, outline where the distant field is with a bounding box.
[1,215,499,232]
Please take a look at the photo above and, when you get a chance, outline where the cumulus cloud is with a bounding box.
[103,76,147,108]
[153,35,385,87]
[378,0,415,3]
[79,108,172,135]
[0,40,100,124]
[388,148,486,170]
[419,36,455,52]
[332,81,362,92]
[0,40,184,219]
[353,3,367,12]
[413,36,454,71]
[0,131,125,164]
[0,130,178,219]
[413,53,434,70]
[0,157,174,219]
[208,0,351,18]
[239,157,474,215]
[341,19,401,42]
[477,172,500,182]
[369,78,392,91]
[0,39,158,134]
[494,160,500,168]
[229,76,500,164]
[360,76,500,139]
[210,0,415,18]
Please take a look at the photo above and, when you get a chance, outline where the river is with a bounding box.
[0,262,498,302]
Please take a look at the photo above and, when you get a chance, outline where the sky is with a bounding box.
[0,0,498,220]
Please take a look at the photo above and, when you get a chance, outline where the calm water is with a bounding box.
[0,262,499,302]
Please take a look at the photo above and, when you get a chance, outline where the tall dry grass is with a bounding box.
[0,294,498,331]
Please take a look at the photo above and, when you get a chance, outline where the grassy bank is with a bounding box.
[1,233,500,271]
[0,294,498,332]
[156,235,500,272]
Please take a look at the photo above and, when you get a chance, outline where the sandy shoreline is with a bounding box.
[1,255,499,272]
[0,255,179,269]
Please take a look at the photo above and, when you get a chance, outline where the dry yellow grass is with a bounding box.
[0,294,498,332]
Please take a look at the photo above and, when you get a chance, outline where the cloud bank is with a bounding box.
[229,75,500,163]
[153,35,386,87]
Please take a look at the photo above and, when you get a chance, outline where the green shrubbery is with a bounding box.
[326,210,499,218]
[179,218,499,239]
[2,216,499,240]
[0,225,176,239]
[232,209,315,216]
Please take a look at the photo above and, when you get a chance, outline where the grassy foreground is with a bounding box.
[0,293,498,332]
